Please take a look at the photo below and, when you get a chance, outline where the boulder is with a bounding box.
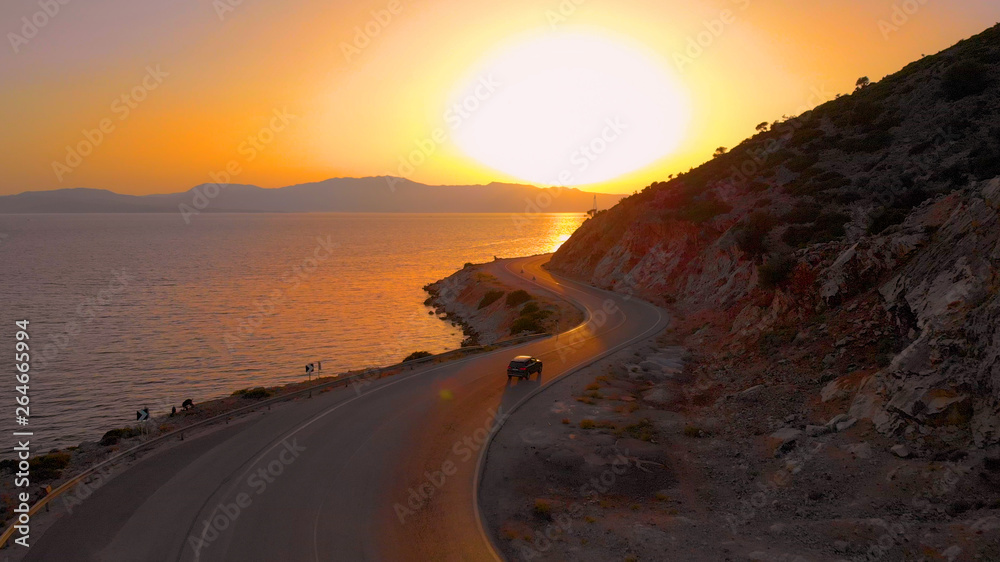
[890,444,911,458]
[641,387,675,407]
[768,428,803,454]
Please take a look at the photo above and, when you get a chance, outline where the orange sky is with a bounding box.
[1,0,997,196]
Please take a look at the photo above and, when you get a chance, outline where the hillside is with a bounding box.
[552,24,1000,453]
[0,178,623,214]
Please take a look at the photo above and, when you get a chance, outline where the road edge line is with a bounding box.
[472,264,667,562]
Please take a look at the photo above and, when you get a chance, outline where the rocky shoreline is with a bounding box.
[423,260,583,346]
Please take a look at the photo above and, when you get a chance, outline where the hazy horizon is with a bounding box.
[3,0,998,196]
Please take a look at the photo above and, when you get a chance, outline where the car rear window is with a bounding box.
[509,360,528,368]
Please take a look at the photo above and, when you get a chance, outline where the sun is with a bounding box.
[446,30,690,187]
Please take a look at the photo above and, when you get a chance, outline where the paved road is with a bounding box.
[24,255,667,561]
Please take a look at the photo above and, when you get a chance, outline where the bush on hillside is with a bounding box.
[505,290,532,307]
[942,60,991,100]
[850,100,885,127]
[477,290,504,309]
[403,351,433,362]
[781,202,822,224]
[734,212,775,257]
[100,426,141,446]
[30,452,72,481]
[785,152,820,173]
[233,387,271,400]
[758,255,798,289]
[969,142,1000,180]
[841,130,894,153]
[679,195,732,224]
[510,317,544,335]
[781,212,850,247]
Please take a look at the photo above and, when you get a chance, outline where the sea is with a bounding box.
[0,213,586,451]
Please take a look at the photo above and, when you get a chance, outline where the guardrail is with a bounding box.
[0,333,546,550]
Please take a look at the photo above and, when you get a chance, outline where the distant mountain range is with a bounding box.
[0,177,624,214]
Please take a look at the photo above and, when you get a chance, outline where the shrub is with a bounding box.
[850,100,884,127]
[233,387,271,400]
[841,130,894,153]
[683,425,705,438]
[969,142,1000,180]
[867,207,909,234]
[30,452,72,481]
[505,290,532,307]
[477,290,504,309]
[402,351,432,362]
[759,254,798,289]
[100,426,141,446]
[618,419,656,442]
[785,152,820,173]
[783,212,850,247]
[579,419,596,429]
[520,302,539,315]
[734,212,775,257]
[781,202,822,224]
[814,212,850,238]
[679,196,732,224]
[533,499,552,519]
[759,327,797,353]
[510,317,544,335]
[782,225,813,248]
[942,60,991,100]
[790,126,825,147]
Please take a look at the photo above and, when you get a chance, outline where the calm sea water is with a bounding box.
[0,213,585,451]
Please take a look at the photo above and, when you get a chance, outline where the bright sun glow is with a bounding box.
[446,31,690,187]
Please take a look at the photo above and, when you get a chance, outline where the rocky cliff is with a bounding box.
[550,24,1000,452]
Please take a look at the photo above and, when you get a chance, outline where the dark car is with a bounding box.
[507,355,542,380]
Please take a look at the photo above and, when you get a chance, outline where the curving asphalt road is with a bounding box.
[24,255,667,562]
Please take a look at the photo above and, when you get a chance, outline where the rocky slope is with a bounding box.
[423,261,583,345]
[550,24,1000,455]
